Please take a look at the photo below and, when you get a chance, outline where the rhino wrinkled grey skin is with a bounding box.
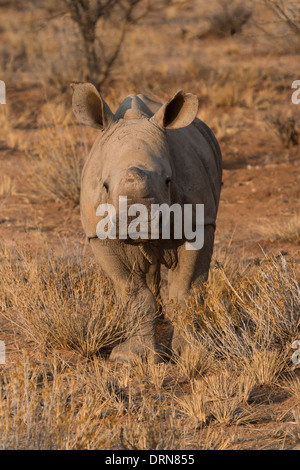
[71,82,222,363]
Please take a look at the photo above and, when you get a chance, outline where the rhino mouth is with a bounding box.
[115,215,164,242]
[94,194,177,243]
[90,212,164,243]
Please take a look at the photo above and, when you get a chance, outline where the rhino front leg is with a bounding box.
[89,240,163,363]
[110,283,163,363]
[168,225,215,355]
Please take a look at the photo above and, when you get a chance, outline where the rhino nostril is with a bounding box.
[103,182,109,192]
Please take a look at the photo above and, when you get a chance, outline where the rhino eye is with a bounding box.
[166,177,171,186]
[103,182,109,192]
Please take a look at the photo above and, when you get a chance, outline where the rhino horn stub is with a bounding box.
[71,82,116,129]
[115,95,152,120]
[123,96,149,120]
[124,109,146,120]
[151,89,199,130]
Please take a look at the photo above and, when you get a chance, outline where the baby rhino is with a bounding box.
[71,83,222,363]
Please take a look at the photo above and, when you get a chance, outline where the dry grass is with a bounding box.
[242,349,288,386]
[192,372,264,426]
[0,356,115,449]
[258,215,300,244]
[118,402,185,450]
[0,244,127,357]
[175,342,215,379]
[175,391,209,428]
[0,107,24,150]
[281,375,300,400]
[267,107,300,148]
[28,119,92,205]
[0,175,16,197]
[169,253,300,382]
[0,242,299,449]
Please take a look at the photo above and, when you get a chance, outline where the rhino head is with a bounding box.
[71,83,199,242]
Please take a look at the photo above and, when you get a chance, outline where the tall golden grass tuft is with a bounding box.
[258,215,300,245]
[28,116,93,205]
[0,244,127,357]
[170,254,299,382]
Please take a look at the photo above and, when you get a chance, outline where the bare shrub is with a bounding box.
[267,108,300,148]
[61,0,178,88]
[62,0,130,88]
[29,18,87,94]
[201,1,252,38]
[264,0,300,38]
[254,0,300,52]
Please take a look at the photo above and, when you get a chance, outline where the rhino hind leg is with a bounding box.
[168,224,215,356]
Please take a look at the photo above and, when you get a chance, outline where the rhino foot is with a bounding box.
[109,336,165,364]
[171,328,189,357]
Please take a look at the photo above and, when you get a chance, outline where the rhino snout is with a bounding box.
[121,166,151,199]
[124,166,147,181]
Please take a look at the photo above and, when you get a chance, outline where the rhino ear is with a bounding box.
[151,90,198,130]
[71,82,115,129]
